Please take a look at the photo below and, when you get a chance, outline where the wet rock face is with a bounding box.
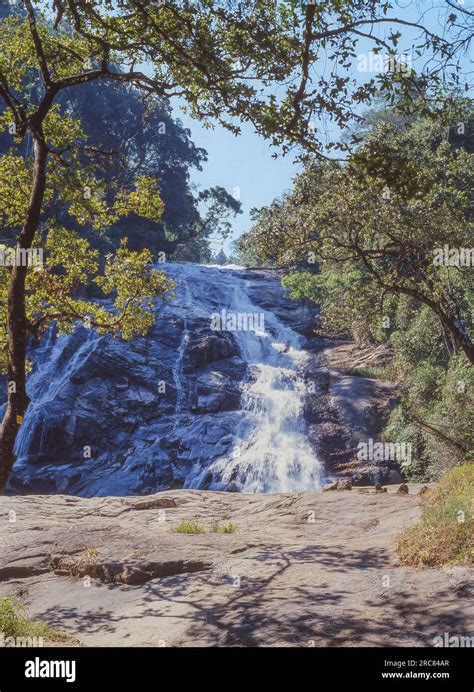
[185,329,240,371]
[4,263,396,497]
[6,266,256,497]
[7,264,318,498]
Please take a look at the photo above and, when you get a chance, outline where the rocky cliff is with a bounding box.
[2,263,399,496]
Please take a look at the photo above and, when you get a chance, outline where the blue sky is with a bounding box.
[172,0,473,255]
[174,112,301,256]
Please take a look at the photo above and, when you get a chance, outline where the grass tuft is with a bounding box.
[172,521,205,534]
[80,547,99,564]
[211,522,237,534]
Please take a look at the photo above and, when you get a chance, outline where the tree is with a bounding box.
[38,1,467,155]
[243,107,474,363]
[0,0,466,491]
[215,249,227,265]
[177,187,241,260]
[56,80,210,258]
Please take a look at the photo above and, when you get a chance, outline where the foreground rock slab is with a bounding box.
[0,487,472,647]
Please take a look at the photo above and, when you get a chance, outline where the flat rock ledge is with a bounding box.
[0,487,472,647]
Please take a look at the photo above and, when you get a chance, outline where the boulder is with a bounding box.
[397,483,409,494]
[322,482,338,492]
[388,469,403,483]
[185,332,240,371]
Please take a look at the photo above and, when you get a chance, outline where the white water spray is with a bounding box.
[184,269,323,493]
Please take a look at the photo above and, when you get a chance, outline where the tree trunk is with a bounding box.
[0,135,47,493]
[390,285,474,364]
[410,412,467,454]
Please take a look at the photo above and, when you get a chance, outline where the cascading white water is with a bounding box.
[184,268,323,493]
[172,281,192,412]
[12,327,104,466]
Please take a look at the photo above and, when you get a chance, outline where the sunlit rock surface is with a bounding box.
[0,486,471,646]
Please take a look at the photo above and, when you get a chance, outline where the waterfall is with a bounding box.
[184,269,323,492]
[8,263,323,495]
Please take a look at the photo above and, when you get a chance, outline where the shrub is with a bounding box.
[397,464,474,567]
[347,365,394,380]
